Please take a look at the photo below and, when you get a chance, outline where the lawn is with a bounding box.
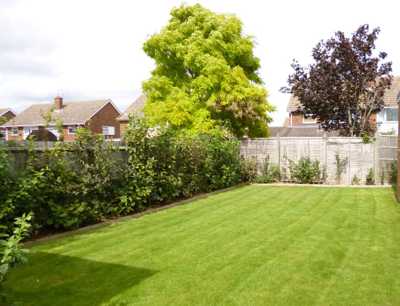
[3,185,400,306]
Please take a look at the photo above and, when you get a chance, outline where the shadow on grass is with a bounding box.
[2,252,156,306]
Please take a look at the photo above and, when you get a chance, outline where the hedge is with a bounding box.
[0,117,254,234]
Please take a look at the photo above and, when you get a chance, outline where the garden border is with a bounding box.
[24,183,249,247]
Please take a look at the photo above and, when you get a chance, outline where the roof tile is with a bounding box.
[117,95,146,121]
[3,99,112,127]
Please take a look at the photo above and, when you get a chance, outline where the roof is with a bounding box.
[117,95,146,121]
[287,76,400,112]
[383,76,400,106]
[3,99,116,127]
[0,108,14,117]
[269,126,339,137]
[287,95,302,112]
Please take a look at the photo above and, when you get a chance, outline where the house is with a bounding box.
[2,96,121,141]
[0,108,16,139]
[117,95,146,136]
[377,76,400,134]
[269,126,338,137]
[286,76,400,134]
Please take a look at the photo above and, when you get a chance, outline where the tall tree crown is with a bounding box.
[284,24,392,136]
[143,4,273,137]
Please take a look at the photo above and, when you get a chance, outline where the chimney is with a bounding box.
[54,96,63,110]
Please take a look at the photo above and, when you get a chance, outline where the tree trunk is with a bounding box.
[348,108,353,136]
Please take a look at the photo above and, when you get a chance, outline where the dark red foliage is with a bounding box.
[283,25,393,136]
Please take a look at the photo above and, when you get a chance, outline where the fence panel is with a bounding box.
[240,135,397,185]
[2,136,397,185]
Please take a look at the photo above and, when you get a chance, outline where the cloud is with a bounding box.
[0,15,56,77]
[0,0,398,124]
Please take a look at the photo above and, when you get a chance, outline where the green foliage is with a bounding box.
[239,158,257,183]
[351,175,361,185]
[335,153,348,184]
[0,146,14,205]
[390,161,397,185]
[0,213,32,284]
[118,117,155,213]
[3,130,121,232]
[70,128,121,219]
[366,168,375,185]
[122,116,243,205]
[142,4,273,137]
[361,132,374,144]
[256,156,281,183]
[288,157,322,184]
[0,119,247,234]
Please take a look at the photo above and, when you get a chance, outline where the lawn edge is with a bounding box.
[255,183,392,188]
[24,183,250,247]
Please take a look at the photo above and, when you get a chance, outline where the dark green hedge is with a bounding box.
[0,118,253,234]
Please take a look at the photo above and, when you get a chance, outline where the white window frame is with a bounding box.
[382,107,398,122]
[102,126,115,136]
[11,128,19,136]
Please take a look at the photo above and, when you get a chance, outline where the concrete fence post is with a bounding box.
[373,138,378,184]
[323,133,328,177]
[397,103,400,201]
[348,139,351,185]
[277,133,281,171]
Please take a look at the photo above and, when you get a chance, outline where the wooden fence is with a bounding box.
[240,135,397,185]
[2,136,397,185]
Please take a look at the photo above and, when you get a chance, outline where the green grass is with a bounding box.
[3,185,400,306]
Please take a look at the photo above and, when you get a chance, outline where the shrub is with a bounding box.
[390,161,397,185]
[366,168,375,185]
[0,213,32,284]
[255,156,280,183]
[289,157,321,184]
[0,119,246,234]
[0,213,31,305]
[352,175,360,185]
[361,132,374,144]
[240,158,257,183]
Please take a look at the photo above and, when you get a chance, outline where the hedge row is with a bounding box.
[0,118,254,234]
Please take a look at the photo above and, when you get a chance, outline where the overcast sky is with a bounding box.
[0,0,399,125]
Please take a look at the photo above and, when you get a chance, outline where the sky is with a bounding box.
[0,0,399,126]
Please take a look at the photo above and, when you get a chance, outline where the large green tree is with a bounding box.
[142,4,273,137]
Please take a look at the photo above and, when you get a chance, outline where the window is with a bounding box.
[384,108,398,122]
[303,114,317,124]
[102,126,115,136]
[11,128,19,136]
[68,126,77,135]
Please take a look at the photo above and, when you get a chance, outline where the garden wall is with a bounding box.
[240,135,397,185]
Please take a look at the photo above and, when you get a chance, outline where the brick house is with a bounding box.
[0,108,16,139]
[117,95,146,137]
[2,97,121,141]
[286,76,400,134]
